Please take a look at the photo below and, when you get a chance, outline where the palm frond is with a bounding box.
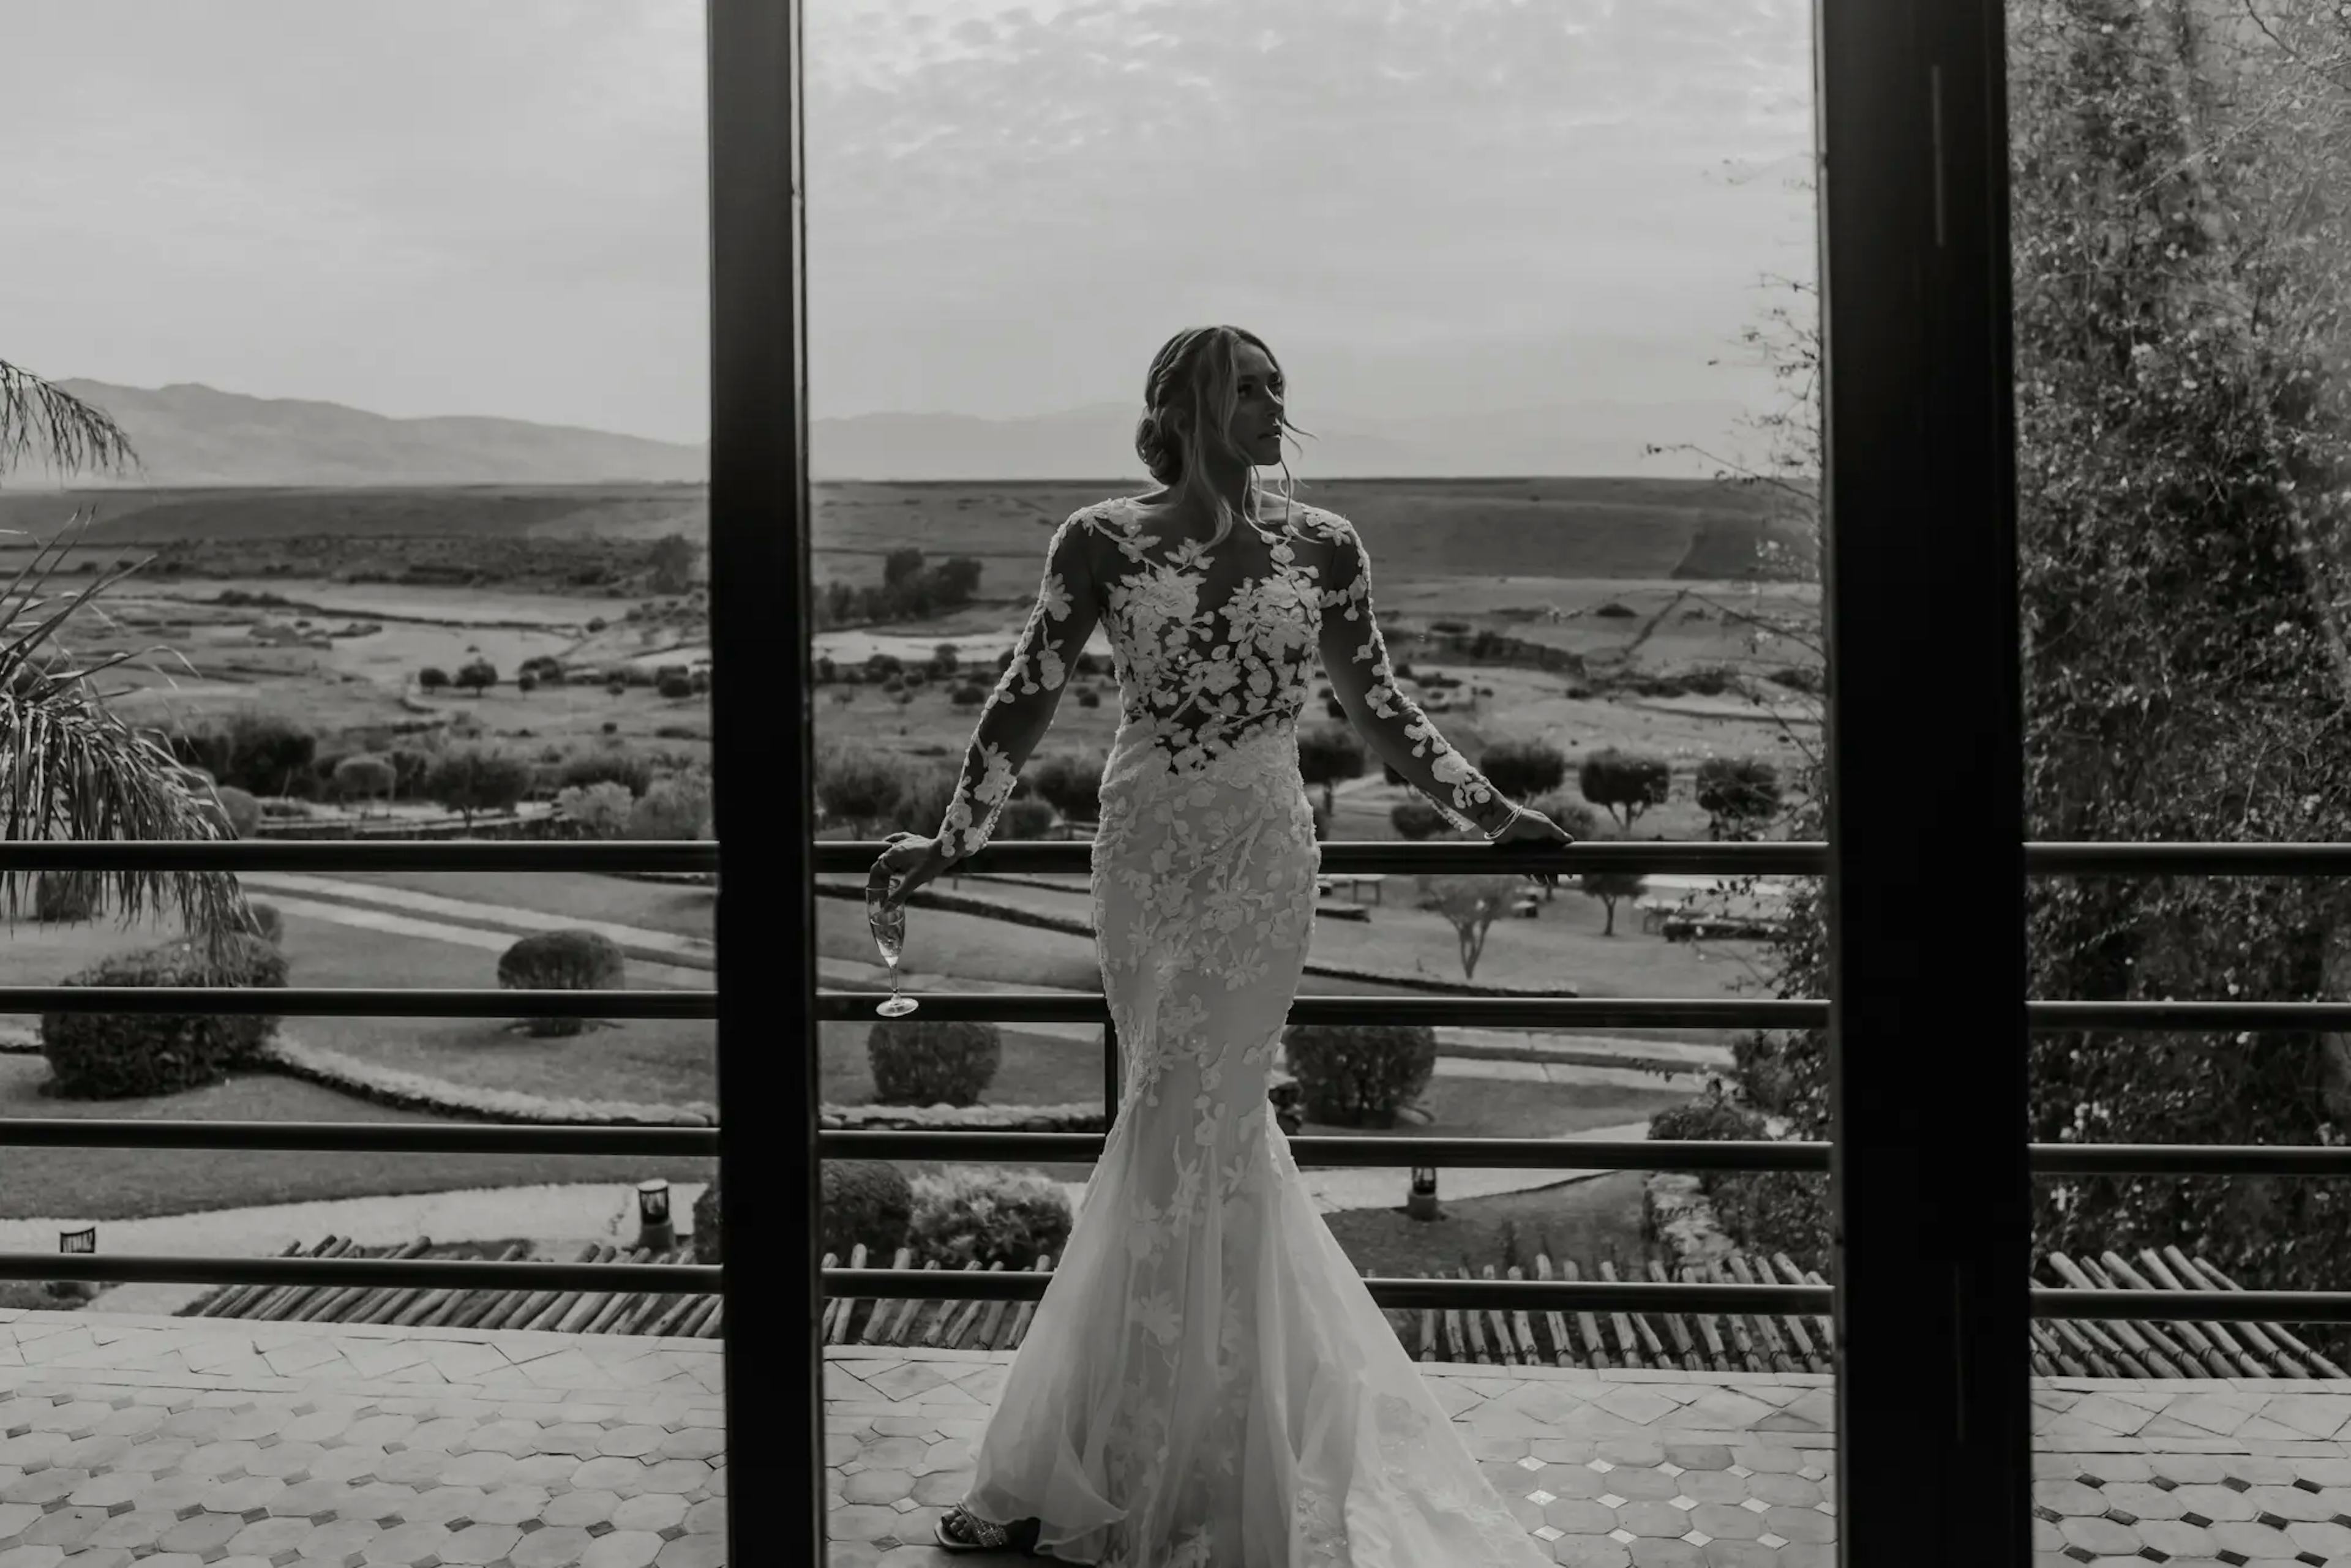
[0,360,139,481]
[0,512,246,946]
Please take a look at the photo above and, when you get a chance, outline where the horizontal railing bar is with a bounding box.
[0,1252,720,1293]
[820,1269,2351,1323]
[0,1118,717,1155]
[816,992,1820,1028]
[825,1132,2351,1178]
[0,988,716,1018]
[819,839,2351,877]
[819,991,2351,1031]
[0,841,718,873]
[6,839,2346,877]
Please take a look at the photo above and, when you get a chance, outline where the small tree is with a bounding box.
[648,534,697,594]
[1415,874,1520,980]
[1578,747,1672,830]
[882,547,926,588]
[1479,738,1567,802]
[332,754,396,816]
[1577,832,1646,936]
[418,666,450,692]
[557,781,635,838]
[1389,799,1449,841]
[424,748,532,827]
[454,659,497,698]
[1295,724,1367,815]
[1029,751,1106,825]
[1693,756,1783,841]
[817,746,905,835]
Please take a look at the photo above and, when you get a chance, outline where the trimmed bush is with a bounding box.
[868,1018,1002,1108]
[1389,799,1449,841]
[1028,751,1105,824]
[657,673,693,700]
[816,746,904,832]
[31,874,100,925]
[907,1166,1073,1269]
[42,935,287,1099]
[211,785,260,839]
[424,747,532,827]
[495,929,626,1038]
[332,753,396,809]
[246,901,284,945]
[419,667,450,691]
[950,681,986,708]
[1480,738,1568,801]
[821,1161,913,1262]
[1281,1022,1439,1128]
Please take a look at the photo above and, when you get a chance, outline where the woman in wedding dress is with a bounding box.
[867,325,1575,1566]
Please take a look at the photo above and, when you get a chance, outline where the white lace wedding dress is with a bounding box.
[929,493,1553,1567]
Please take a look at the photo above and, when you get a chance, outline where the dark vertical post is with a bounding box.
[1816,1,2031,1564]
[707,0,818,1559]
[1103,1015,1120,1117]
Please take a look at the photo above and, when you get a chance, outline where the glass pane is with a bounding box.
[0,1,725,1556]
[2007,0,2351,1551]
[809,0,1836,1560]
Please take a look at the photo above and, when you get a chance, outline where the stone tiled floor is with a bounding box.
[0,1308,727,1567]
[825,1345,2351,1567]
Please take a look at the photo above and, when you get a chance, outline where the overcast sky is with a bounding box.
[1,0,1815,465]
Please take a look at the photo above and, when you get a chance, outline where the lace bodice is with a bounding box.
[934,493,1512,857]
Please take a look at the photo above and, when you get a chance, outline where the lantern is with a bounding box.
[1406,1166,1441,1221]
[636,1179,677,1250]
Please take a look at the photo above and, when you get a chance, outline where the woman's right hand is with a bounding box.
[868,831,957,913]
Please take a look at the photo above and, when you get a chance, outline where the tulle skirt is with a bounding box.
[958,724,1551,1567]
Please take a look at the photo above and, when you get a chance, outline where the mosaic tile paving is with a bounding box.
[0,1308,727,1566]
[825,1345,2351,1567]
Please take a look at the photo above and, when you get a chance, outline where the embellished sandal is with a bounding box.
[935,1503,1043,1554]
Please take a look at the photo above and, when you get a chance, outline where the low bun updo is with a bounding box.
[1134,408,1182,486]
[1133,326,1310,549]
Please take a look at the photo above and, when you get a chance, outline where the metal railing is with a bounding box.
[815,836,2351,1326]
[4,835,2346,1321]
[0,840,723,1299]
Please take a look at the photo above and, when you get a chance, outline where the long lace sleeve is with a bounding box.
[933,510,1100,858]
[1316,516,1513,835]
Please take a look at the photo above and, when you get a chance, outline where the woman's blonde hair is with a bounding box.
[1133,326,1313,550]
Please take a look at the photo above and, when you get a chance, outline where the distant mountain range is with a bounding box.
[19,379,1755,487]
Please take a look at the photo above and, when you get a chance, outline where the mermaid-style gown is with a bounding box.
[928,494,1553,1567]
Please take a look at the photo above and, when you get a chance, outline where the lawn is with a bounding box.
[0,907,718,1108]
[0,1055,713,1222]
[1319,1168,1658,1285]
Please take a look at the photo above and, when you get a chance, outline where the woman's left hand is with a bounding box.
[1491,807,1574,888]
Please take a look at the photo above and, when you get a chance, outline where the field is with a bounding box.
[0,476,1814,1267]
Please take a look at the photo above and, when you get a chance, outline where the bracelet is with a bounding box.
[1482,804,1526,842]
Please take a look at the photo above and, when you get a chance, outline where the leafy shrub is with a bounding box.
[389,747,434,798]
[995,797,1057,839]
[868,1018,1001,1107]
[1528,792,1600,841]
[31,874,100,924]
[1075,688,1101,708]
[171,711,315,799]
[691,1178,722,1264]
[42,936,287,1098]
[1028,751,1105,823]
[454,659,498,696]
[557,781,635,838]
[424,748,533,826]
[1693,756,1783,839]
[1281,1023,1438,1128]
[821,1161,913,1261]
[1578,747,1673,830]
[332,753,396,808]
[419,667,450,691]
[560,749,654,798]
[657,673,693,700]
[517,672,539,693]
[817,746,904,831]
[628,774,712,840]
[246,901,284,944]
[211,785,260,839]
[882,765,959,838]
[1389,798,1450,840]
[950,681,986,708]
[495,929,626,1038]
[1480,738,1568,801]
[907,1166,1073,1269]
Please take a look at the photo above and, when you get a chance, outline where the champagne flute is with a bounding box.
[866,877,918,1018]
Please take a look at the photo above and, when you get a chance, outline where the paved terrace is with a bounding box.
[0,1308,724,1567]
[825,1345,2351,1567]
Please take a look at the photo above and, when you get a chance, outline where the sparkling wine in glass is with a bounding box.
[866,880,918,1018]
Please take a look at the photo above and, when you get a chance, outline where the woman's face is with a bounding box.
[1224,340,1287,468]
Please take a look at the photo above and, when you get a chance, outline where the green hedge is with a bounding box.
[1281,1022,1438,1128]
[908,1166,1072,1269]
[822,1160,913,1261]
[41,935,287,1099]
[868,1018,1000,1108]
[495,929,626,1038]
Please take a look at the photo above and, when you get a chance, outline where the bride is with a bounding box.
[868,324,1575,1566]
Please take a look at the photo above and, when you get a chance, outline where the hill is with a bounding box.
[0,477,1811,583]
